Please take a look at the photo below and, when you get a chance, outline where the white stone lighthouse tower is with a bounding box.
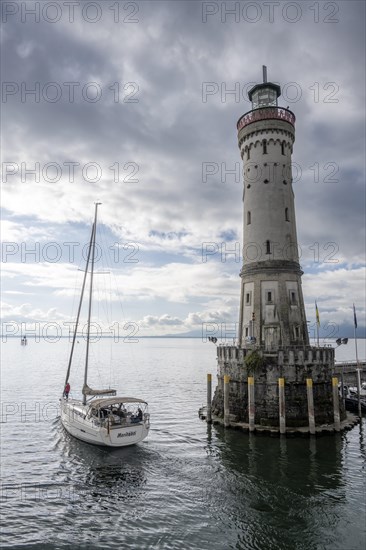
[237,67,309,350]
[209,68,344,432]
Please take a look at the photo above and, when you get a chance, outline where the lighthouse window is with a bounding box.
[262,140,267,154]
[285,207,289,221]
[281,142,285,155]
[283,180,287,185]
[246,292,252,305]
[245,327,249,337]
[294,326,300,338]
[290,291,297,304]
[247,148,250,160]
[266,291,273,304]
[247,211,251,225]
[266,240,271,254]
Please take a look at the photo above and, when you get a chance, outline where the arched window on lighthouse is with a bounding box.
[247,147,250,160]
[281,141,285,155]
[285,207,289,221]
[263,139,267,154]
[266,240,271,254]
[247,211,251,225]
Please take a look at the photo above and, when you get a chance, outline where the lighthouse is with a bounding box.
[237,66,308,349]
[209,68,347,433]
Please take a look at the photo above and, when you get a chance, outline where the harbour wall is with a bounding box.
[212,345,346,427]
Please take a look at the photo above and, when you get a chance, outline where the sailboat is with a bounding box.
[60,203,150,447]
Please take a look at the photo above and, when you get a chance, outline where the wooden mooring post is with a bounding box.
[356,368,362,418]
[224,375,230,428]
[279,378,286,435]
[248,376,255,432]
[306,378,316,435]
[206,373,212,423]
[332,377,341,432]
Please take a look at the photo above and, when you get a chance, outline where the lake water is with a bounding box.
[1,338,365,549]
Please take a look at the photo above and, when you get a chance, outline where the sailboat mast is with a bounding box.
[64,215,96,389]
[83,202,101,404]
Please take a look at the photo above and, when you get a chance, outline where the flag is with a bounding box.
[353,304,357,329]
[315,301,320,326]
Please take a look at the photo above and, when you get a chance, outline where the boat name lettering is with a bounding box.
[117,431,136,438]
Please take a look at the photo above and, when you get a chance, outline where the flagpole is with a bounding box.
[315,301,320,347]
[353,304,362,418]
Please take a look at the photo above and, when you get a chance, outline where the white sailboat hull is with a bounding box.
[61,400,150,447]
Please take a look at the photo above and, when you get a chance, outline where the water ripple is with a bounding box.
[1,340,365,549]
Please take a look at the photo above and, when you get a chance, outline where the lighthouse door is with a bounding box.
[264,327,280,350]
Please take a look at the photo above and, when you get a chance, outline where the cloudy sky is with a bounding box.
[1,0,365,340]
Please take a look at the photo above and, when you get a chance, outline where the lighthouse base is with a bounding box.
[199,408,358,436]
[211,345,346,429]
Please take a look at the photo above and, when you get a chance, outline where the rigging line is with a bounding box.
[93,219,113,387]
[64,216,96,388]
[97,220,113,324]
[96,218,121,386]
[83,202,101,404]
[99,224,116,386]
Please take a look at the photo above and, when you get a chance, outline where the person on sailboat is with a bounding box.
[64,382,70,399]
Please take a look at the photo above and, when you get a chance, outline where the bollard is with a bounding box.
[248,376,255,432]
[306,378,316,435]
[207,373,212,423]
[332,377,340,432]
[278,378,286,435]
[224,374,230,428]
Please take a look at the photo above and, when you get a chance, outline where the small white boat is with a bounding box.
[60,203,150,447]
[344,384,366,398]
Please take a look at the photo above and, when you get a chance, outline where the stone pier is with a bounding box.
[211,345,347,429]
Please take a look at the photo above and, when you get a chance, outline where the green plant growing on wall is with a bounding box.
[245,351,264,374]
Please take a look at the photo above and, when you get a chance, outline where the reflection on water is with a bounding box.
[215,427,346,492]
[57,423,150,510]
[358,422,366,461]
[206,425,364,550]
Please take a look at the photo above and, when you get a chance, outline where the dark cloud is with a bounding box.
[1,0,365,333]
